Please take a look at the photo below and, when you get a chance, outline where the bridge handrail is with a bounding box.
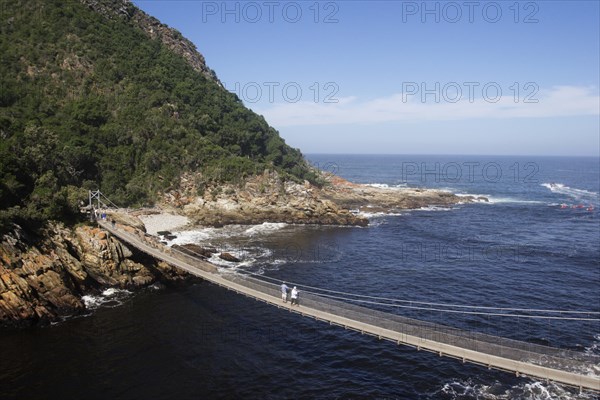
[223,273,600,371]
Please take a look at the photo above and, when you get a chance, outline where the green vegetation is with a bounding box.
[0,0,318,231]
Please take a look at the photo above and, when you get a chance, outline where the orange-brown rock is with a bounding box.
[0,222,193,327]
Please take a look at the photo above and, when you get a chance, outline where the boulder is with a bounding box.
[171,244,217,259]
[219,252,240,262]
[181,244,217,258]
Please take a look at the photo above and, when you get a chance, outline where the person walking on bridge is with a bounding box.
[281,282,290,303]
[290,286,299,306]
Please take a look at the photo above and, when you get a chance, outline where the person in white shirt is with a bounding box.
[290,286,299,306]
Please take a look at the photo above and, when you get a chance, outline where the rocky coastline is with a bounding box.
[0,172,485,327]
[161,171,485,227]
[0,222,194,327]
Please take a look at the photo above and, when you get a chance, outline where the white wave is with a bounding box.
[542,183,599,202]
[208,252,249,268]
[439,378,596,399]
[244,222,287,236]
[455,193,483,197]
[206,245,276,269]
[487,197,544,205]
[169,228,214,245]
[358,211,403,219]
[170,225,251,246]
[101,288,130,296]
[266,258,289,265]
[366,183,390,188]
[147,282,164,291]
[417,205,454,211]
[455,193,490,204]
[586,333,600,357]
[82,288,132,310]
[169,223,289,246]
[366,183,407,189]
[456,192,543,205]
[81,295,103,309]
[455,192,546,205]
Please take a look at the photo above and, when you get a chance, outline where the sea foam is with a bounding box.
[542,183,599,203]
[439,378,596,400]
[244,222,287,236]
[82,288,133,310]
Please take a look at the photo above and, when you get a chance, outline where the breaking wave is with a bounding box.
[207,246,274,270]
[82,288,133,310]
[542,183,599,204]
[169,222,288,246]
[244,222,287,236]
[586,334,600,357]
[356,211,403,219]
[417,205,455,211]
[455,192,544,205]
[365,183,408,189]
[437,378,597,400]
[486,197,544,205]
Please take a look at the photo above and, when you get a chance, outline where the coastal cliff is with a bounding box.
[0,222,191,327]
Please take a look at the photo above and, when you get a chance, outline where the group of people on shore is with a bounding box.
[281,282,299,306]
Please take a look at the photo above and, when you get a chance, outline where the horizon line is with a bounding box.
[303,152,600,158]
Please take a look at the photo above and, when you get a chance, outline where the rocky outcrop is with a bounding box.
[320,176,485,213]
[79,0,220,83]
[160,171,482,227]
[0,222,192,327]
[170,171,368,227]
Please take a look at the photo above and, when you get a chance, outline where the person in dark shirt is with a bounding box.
[281,282,290,303]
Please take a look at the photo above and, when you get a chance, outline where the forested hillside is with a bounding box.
[0,0,316,231]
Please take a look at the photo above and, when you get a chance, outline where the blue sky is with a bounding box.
[132,1,600,156]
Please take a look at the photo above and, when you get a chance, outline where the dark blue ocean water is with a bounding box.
[1,155,599,399]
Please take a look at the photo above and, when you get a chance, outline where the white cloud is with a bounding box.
[255,85,600,127]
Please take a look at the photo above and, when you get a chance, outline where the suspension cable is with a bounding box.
[236,268,600,316]
[171,245,600,319]
[295,290,600,321]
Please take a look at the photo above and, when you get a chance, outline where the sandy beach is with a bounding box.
[138,213,190,235]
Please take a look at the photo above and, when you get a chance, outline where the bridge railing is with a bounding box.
[221,272,600,376]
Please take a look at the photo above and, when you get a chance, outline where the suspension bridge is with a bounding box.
[95,217,600,392]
